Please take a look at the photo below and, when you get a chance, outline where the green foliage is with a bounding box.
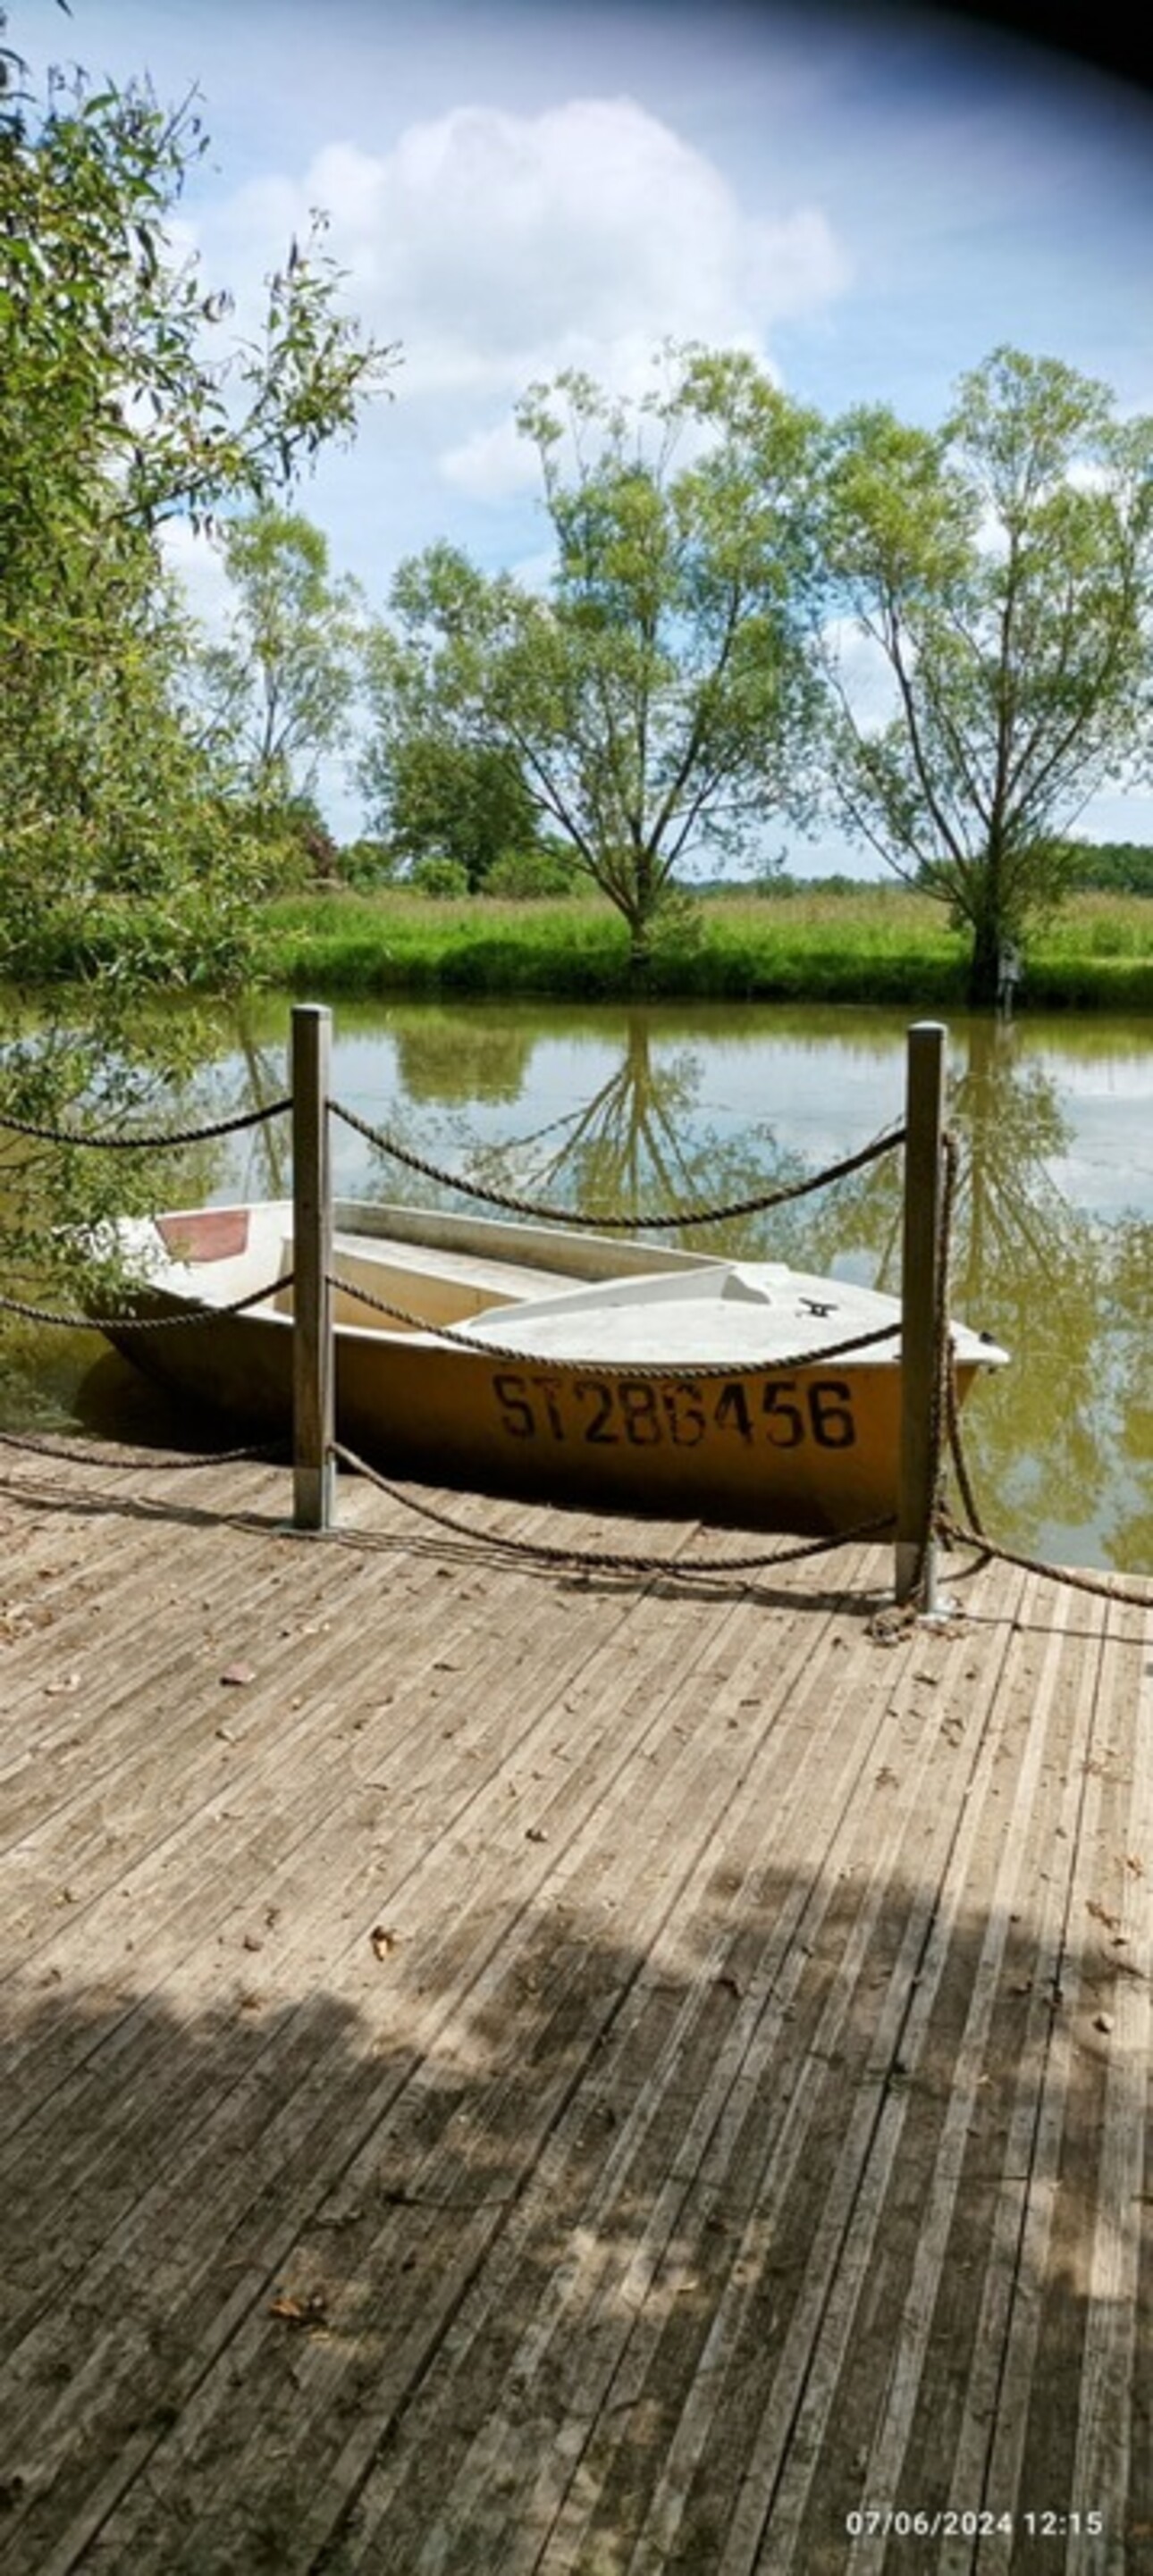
[819,348,1153,1003]
[410,855,471,899]
[193,507,366,812]
[361,345,821,969]
[360,727,542,890]
[198,789,341,897]
[480,844,580,900]
[1065,840,1153,895]
[0,5,392,1274]
[337,836,405,890]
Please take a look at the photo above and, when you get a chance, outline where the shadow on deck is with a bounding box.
[0,1455,1149,2572]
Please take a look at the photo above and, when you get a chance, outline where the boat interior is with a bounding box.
[151,1198,721,1340]
[134,1198,1005,1370]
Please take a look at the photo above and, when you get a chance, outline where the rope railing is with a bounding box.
[937,1369,1153,1610]
[933,1496,1153,1611]
[0,1098,291,1150]
[325,1265,902,1380]
[897,1120,1152,1616]
[330,1097,905,1229]
[0,1427,288,1471]
[0,1275,291,1331]
[332,1439,896,1576]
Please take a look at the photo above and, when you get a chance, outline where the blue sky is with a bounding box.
[29,0,1153,863]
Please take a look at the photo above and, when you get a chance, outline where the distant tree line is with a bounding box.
[1065,842,1153,895]
[700,848,1153,901]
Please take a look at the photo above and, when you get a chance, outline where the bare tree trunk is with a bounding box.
[967,840,1005,1010]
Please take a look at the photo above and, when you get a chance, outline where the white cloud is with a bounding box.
[441,412,528,501]
[193,94,849,496]
[333,96,846,383]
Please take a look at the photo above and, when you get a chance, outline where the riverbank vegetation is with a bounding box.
[359,349,1153,1006]
[253,884,1153,1008]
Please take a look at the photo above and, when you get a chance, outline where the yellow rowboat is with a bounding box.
[100,1198,1007,1535]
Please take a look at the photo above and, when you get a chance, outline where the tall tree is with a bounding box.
[362,729,541,890]
[0,6,394,1271]
[362,347,821,970]
[195,507,366,825]
[817,348,1153,1004]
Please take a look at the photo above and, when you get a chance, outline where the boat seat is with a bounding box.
[271,1237,548,1335]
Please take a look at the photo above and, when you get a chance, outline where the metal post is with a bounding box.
[896,1021,947,1607]
[291,1003,335,1531]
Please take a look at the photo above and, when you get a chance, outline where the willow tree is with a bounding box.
[0,5,393,1276]
[193,507,366,849]
[817,348,1153,1004]
[363,347,821,970]
[362,731,543,891]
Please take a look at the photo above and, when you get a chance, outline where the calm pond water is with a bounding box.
[7,996,1152,1574]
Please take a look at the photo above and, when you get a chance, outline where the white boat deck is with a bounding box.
[462,1261,905,1365]
[125,1203,1007,1372]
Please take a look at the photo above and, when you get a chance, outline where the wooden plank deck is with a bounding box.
[0,1445,1149,2575]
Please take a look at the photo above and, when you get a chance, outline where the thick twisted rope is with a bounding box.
[938,1382,1150,1608]
[326,1267,900,1380]
[330,1100,905,1230]
[934,1499,1151,1607]
[0,1098,291,1150]
[944,1350,988,1545]
[0,1428,288,1470]
[332,1440,895,1575]
[0,1275,290,1330]
[927,1154,1150,1608]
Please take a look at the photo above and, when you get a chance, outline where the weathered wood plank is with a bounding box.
[50,1589,855,2569]
[0,1449,1147,2576]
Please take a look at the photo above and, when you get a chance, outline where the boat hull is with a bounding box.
[105,1293,986,1538]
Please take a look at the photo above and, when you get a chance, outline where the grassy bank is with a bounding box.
[258,887,1153,1010]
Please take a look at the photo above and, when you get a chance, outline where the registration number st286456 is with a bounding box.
[491,1372,856,1451]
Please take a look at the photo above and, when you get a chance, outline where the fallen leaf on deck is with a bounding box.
[370,1925,400,1959]
[269,2289,329,2328]
[1087,1897,1123,1934]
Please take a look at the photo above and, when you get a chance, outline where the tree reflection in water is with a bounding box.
[362,1008,1150,1573]
[781,1019,1150,1568]
[462,1016,807,1232]
[332,1007,804,1233]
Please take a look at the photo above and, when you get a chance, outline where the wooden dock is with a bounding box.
[1,1446,1149,2574]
